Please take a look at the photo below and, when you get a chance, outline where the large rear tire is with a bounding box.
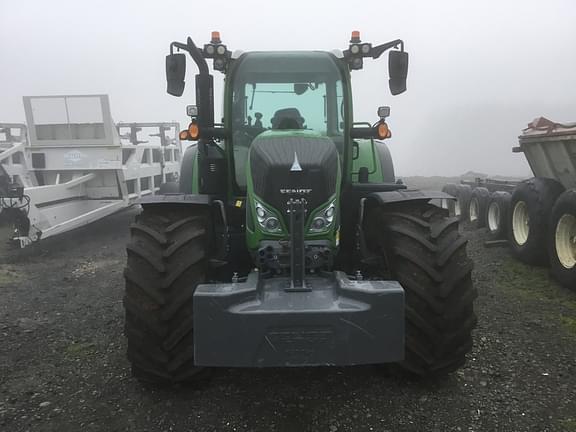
[509,178,564,265]
[365,202,477,376]
[123,205,210,384]
[548,189,576,291]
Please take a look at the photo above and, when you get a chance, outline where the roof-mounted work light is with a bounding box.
[203,30,230,73]
[347,30,364,70]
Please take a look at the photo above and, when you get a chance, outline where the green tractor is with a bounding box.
[123,31,477,384]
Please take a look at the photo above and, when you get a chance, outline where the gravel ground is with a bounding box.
[0,208,575,432]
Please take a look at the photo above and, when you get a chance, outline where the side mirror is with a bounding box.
[166,53,186,96]
[388,50,409,95]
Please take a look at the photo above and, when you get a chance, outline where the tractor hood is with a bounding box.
[248,130,340,223]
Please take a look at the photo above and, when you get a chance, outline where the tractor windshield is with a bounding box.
[230,52,345,188]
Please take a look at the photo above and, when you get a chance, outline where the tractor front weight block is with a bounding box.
[193,271,404,367]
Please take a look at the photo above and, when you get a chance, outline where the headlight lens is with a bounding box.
[325,206,335,219]
[255,200,282,233]
[309,200,336,233]
[264,217,280,231]
[312,217,327,231]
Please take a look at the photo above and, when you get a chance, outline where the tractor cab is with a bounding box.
[168,31,407,193]
[227,51,347,190]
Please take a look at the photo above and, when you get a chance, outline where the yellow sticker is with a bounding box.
[235,200,243,208]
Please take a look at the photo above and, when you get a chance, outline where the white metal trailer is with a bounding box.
[0,95,181,247]
[443,117,576,290]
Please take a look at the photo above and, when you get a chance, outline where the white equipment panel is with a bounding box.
[0,95,182,247]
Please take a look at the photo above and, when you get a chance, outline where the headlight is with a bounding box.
[311,217,327,231]
[255,200,282,233]
[308,200,336,233]
[264,217,280,231]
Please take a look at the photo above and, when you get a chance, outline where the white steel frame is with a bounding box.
[0,95,181,247]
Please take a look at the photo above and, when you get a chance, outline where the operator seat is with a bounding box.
[271,108,305,130]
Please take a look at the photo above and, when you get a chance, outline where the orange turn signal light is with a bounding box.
[188,121,200,140]
[179,130,189,141]
[377,122,391,139]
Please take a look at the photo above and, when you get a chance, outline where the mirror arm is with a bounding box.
[371,39,404,59]
[186,37,209,75]
[169,41,187,54]
[169,38,209,75]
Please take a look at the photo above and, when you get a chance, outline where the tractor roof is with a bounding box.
[233,51,343,78]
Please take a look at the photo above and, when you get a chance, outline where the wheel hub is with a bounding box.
[555,214,576,269]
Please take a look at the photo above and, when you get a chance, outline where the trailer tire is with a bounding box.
[509,177,565,265]
[123,205,210,384]
[441,183,459,217]
[468,187,490,228]
[454,184,472,222]
[365,202,477,377]
[548,189,576,291]
[486,191,511,239]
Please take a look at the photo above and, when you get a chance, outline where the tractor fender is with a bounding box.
[367,189,454,205]
[140,193,212,207]
[374,140,396,183]
[179,144,198,194]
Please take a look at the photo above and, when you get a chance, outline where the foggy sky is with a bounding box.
[1,0,575,177]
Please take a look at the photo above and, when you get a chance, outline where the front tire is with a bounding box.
[123,205,210,384]
[365,202,477,376]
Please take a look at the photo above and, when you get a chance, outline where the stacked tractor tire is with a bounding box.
[442,179,576,291]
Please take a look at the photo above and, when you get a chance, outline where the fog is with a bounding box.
[1,0,575,177]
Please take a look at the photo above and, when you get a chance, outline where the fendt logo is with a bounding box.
[279,188,312,194]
